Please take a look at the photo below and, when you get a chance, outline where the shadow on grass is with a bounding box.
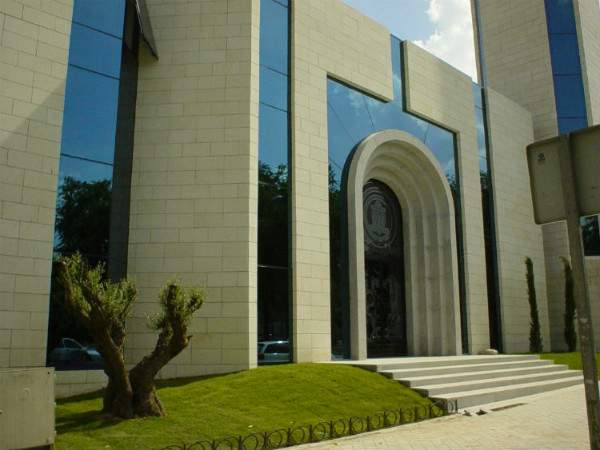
[56,371,239,434]
[56,409,123,434]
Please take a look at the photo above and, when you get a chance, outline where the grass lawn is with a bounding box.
[56,363,433,449]
[540,352,600,378]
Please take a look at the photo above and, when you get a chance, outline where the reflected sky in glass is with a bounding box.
[327,37,457,186]
[73,0,126,38]
[61,66,120,164]
[69,23,122,78]
[259,0,288,75]
[544,0,588,134]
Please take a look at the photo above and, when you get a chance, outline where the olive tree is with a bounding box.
[57,253,204,418]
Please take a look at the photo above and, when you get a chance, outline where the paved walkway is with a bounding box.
[297,385,590,450]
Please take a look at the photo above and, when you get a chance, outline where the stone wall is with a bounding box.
[475,0,558,141]
[403,42,490,353]
[126,0,260,378]
[0,0,73,368]
[485,88,550,353]
[290,0,393,361]
[574,0,600,124]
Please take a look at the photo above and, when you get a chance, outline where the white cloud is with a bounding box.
[414,0,478,81]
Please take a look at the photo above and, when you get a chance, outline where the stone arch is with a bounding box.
[347,130,461,359]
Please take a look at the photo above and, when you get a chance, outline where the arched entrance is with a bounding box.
[347,130,462,359]
[363,180,407,357]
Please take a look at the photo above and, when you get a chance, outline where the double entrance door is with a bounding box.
[363,180,407,357]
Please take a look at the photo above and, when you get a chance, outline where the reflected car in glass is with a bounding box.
[258,340,290,364]
[48,338,102,364]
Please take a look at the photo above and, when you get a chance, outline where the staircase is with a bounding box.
[354,355,582,409]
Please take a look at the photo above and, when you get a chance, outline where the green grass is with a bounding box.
[540,352,600,378]
[56,363,433,449]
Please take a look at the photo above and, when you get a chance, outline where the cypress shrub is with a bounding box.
[560,256,577,351]
[525,257,543,353]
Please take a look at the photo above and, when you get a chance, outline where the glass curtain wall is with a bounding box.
[544,0,600,255]
[474,85,502,351]
[257,0,291,362]
[327,37,468,357]
[46,0,138,370]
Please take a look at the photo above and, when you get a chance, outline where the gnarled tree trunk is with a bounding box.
[56,255,203,419]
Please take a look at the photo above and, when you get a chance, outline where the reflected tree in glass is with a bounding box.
[47,176,112,365]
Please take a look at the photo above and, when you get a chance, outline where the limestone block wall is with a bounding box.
[290,0,393,361]
[485,89,550,353]
[0,0,72,367]
[574,0,600,124]
[127,0,260,377]
[586,258,600,346]
[475,0,558,141]
[402,42,490,353]
[55,369,107,398]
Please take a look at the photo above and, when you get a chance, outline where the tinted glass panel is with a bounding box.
[259,104,288,170]
[582,216,600,256]
[61,66,120,164]
[258,0,290,362]
[553,75,587,118]
[260,66,288,111]
[259,0,288,74]
[69,23,122,77]
[544,0,577,34]
[557,117,588,134]
[257,267,290,347]
[58,155,113,186]
[549,34,582,75]
[72,0,126,37]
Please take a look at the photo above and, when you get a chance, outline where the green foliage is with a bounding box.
[560,257,577,352]
[55,364,433,449]
[149,280,205,331]
[58,253,136,328]
[525,257,543,353]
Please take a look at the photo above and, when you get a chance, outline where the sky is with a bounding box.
[342,0,478,82]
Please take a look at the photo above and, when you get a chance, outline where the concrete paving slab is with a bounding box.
[296,384,590,450]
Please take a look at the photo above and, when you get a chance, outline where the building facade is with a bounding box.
[0,0,596,396]
[473,0,600,351]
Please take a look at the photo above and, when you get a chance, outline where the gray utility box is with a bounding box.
[0,368,55,450]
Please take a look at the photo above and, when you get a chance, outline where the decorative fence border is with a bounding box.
[161,399,458,450]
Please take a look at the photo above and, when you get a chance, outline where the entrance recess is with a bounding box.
[347,130,462,359]
[363,180,407,357]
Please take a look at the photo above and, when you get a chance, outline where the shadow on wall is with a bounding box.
[0,80,69,368]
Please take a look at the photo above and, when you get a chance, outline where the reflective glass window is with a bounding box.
[582,216,600,256]
[258,0,290,363]
[257,267,290,344]
[260,66,288,111]
[72,0,126,37]
[557,117,588,134]
[68,23,122,77]
[544,0,577,34]
[549,34,582,75]
[259,104,288,170]
[61,66,120,164]
[259,0,288,74]
[553,75,587,118]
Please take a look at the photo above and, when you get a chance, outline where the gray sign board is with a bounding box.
[527,125,600,225]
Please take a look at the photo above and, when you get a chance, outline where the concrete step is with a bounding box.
[381,359,553,378]
[395,364,570,387]
[432,376,583,409]
[416,369,582,396]
[357,354,539,372]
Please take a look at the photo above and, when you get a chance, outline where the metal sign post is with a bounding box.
[527,127,600,450]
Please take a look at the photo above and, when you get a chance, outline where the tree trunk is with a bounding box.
[132,383,165,417]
